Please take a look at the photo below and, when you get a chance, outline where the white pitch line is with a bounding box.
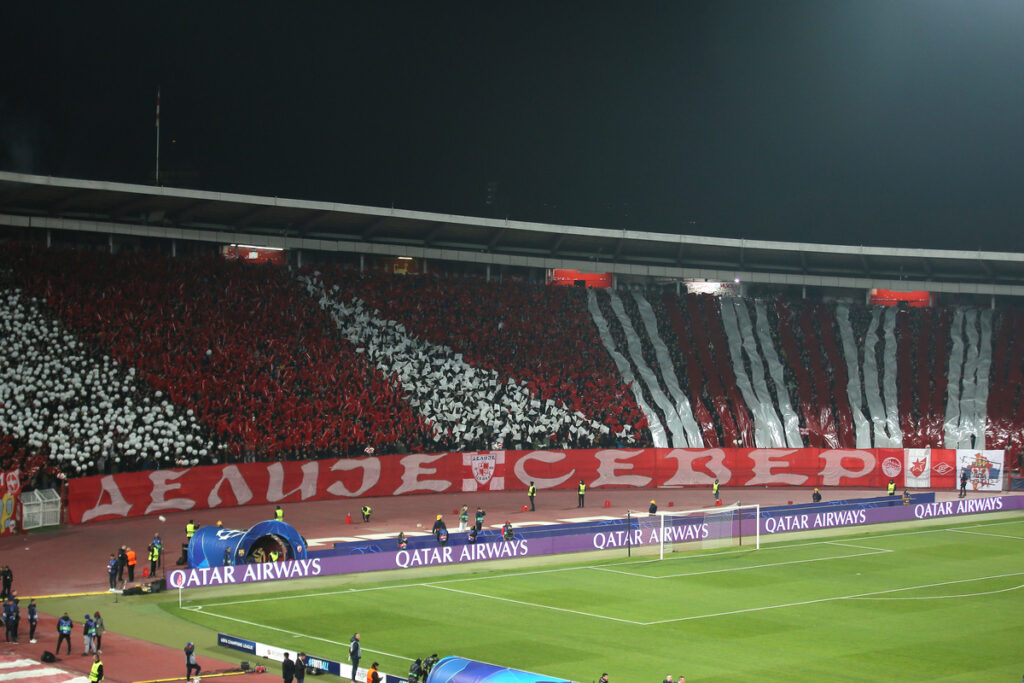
[848,583,1024,600]
[424,584,645,625]
[189,607,414,662]
[647,549,890,579]
[946,528,1024,541]
[642,571,1024,625]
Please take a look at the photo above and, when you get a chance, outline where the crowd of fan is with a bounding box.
[301,271,625,451]
[2,243,1022,482]
[0,284,218,478]
[309,265,650,446]
[5,247,434,465]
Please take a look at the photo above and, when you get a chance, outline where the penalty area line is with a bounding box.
[424,584,644,625]
[642,570,1024,625]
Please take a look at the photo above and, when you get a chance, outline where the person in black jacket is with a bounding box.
[281,652,295,683]
[432,516,448,547]
[348,633,361,682]
[295,653,306,683]
[184,642,201,682]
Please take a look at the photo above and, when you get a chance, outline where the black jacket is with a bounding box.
[282,658,295,680]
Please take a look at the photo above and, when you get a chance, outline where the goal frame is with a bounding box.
[657,503,760,559]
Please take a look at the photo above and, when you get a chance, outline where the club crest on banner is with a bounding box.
[463,452,505,491]
[903,449,931,488]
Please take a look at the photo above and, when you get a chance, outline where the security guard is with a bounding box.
[577,480,586,508]
[712,478,720,501]
[56,612,73,654]
[361,505,372,522]
[185,520,196,540]
[528,481,537,511]
[148,542,161,577]
[275,506,284,521]
[88,653,104,682]
[887,479,896,496]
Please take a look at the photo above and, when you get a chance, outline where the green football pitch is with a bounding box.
[170,515,1024,682]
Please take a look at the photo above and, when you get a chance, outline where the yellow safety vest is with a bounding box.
[887,481,896,495]
[185,522,196,538]
[578,483,586,494]
[275,508,284,521]
[89,660,103,682]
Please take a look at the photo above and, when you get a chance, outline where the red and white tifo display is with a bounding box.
[67,447,1004,523]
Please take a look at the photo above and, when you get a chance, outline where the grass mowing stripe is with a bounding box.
[642,570,1024,625]
[423,583,645,625]
[185,516,1024,610]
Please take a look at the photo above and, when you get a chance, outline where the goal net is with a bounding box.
[655,503,759,559]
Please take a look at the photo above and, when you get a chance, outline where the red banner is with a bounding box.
[66,448,920,524]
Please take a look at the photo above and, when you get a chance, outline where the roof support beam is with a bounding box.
[46,190,93,213]
[294,210,331,235]
[612,238,625,259]
[423,222,446,246]
[360,217,388,239]
[488,227,506,249]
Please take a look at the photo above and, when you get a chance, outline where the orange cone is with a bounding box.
[345,513,353,524]
[715,499,723,507]
[521,505,528,512]
[603,499,611,508]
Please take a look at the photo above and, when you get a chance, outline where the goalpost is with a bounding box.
[654,503,760,559]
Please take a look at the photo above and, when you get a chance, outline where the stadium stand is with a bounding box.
[0,242,1022,483]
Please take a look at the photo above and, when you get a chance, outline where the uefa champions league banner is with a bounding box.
[68,447,965,523]
[166,494,1024,589]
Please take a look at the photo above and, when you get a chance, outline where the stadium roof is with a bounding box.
[2,170,1023,297]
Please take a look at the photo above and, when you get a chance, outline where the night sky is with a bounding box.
[3,1,1024,250]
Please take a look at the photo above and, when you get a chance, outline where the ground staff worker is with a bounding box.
[185,520,196,540]
[275,506,284,521]
[88,653,103,683]
[528,481,537,511]
[126,547,137,582]
[577,480,586,508]
[713,478,720,501]
[887,479,896,496]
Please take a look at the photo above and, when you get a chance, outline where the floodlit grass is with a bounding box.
[169,516,1024,682]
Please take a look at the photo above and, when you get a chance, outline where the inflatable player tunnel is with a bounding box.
[187,520,308,568]
[425,656,573,683]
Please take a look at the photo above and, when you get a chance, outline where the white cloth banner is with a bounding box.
[733,299,787,447]
[631,292,703,446]
[958,309,980,449]
[903,448,932,488]
[881,307,902,447]
[863,309,893,446]
[836,303,872,448]
[607,291,687,446]
[587,289,667,447]
[755,301,804,447]
[944,309,965,449]
[974,309,993,450]
[719,299,775,447]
